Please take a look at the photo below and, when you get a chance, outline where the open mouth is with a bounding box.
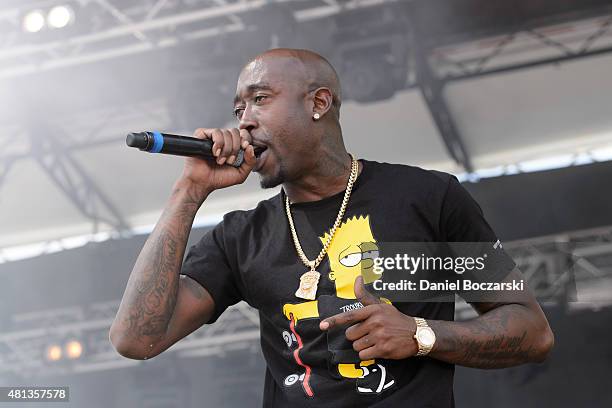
[251,142,269,172]
[253,145,268,158]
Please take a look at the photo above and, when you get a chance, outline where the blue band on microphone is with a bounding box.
[151,131,164,153]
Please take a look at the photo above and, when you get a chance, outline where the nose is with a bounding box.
[239,106,257,133]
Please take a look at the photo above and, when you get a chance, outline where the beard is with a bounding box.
[258,161,288,189]
[259,172,284,189]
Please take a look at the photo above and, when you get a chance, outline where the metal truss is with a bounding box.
[410,15,474,172]
[0,1,609,174]
[455,225,612,320]
[0,301,260,379]
[27,117,131,235]
[0,97,171,243]
[431,14,612,83]
[0,0,611,235]
[406,11,612,171]
[0,0,404,80]
[0,97,171,164]
[0,0,406,239]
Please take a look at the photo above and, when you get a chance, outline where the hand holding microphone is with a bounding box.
[127,127,256,194]
[126,131,247,167]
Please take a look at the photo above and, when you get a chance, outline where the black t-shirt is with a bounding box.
[181,159,511,407]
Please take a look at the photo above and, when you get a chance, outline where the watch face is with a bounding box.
[417,328,435,346]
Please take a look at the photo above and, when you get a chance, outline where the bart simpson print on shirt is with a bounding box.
[282,215,395,396]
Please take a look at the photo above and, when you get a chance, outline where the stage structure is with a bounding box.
[1,0,612,248]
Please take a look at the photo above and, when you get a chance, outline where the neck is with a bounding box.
[283,148,362,204]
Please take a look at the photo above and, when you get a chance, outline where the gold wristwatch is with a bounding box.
[413,317,436,356]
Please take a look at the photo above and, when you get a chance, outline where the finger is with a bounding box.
[359,346,381,361]
[352,335,374,352]
[345,322,368,341]
[354,275,381,306]
[192,128,210,140]
[210,128,224,161]
[320,306,374,331]
[239,129,252,149]
[226,128,241,165]
[219,129,233,164]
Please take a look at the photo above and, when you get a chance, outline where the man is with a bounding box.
[110,48,554,407]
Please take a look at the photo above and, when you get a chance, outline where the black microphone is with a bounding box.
[126,131,244,168]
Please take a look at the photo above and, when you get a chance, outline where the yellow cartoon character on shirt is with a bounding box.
[282,215,395,394]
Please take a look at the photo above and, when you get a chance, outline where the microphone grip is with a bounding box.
[126,131,244,168]
[159,133,214,157]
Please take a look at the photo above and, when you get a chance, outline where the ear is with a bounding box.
[328,271,336,281]
[311,87,333,119]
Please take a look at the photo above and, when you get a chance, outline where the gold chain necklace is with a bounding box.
[285,154,359,300]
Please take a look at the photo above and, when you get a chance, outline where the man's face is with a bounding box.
[233,56,314,188]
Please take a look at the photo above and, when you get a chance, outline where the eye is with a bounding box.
[339,253,362,267]
[233,107,244,119]
[254,94,267,103]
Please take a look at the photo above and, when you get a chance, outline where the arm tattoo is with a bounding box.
[114,182,204,346]
[453,331,534,369]
[430,304,544,368]
[125,230,180,336]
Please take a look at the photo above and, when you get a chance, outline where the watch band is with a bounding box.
[414,317,434,356]
[414,317,428,328]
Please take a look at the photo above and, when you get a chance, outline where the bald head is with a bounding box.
[233,48,348,189]
[243,48,342,117]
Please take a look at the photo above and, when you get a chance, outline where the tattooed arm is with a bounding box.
[109,127,256,360]
[109,178,214,360]
[427,269,555,368]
